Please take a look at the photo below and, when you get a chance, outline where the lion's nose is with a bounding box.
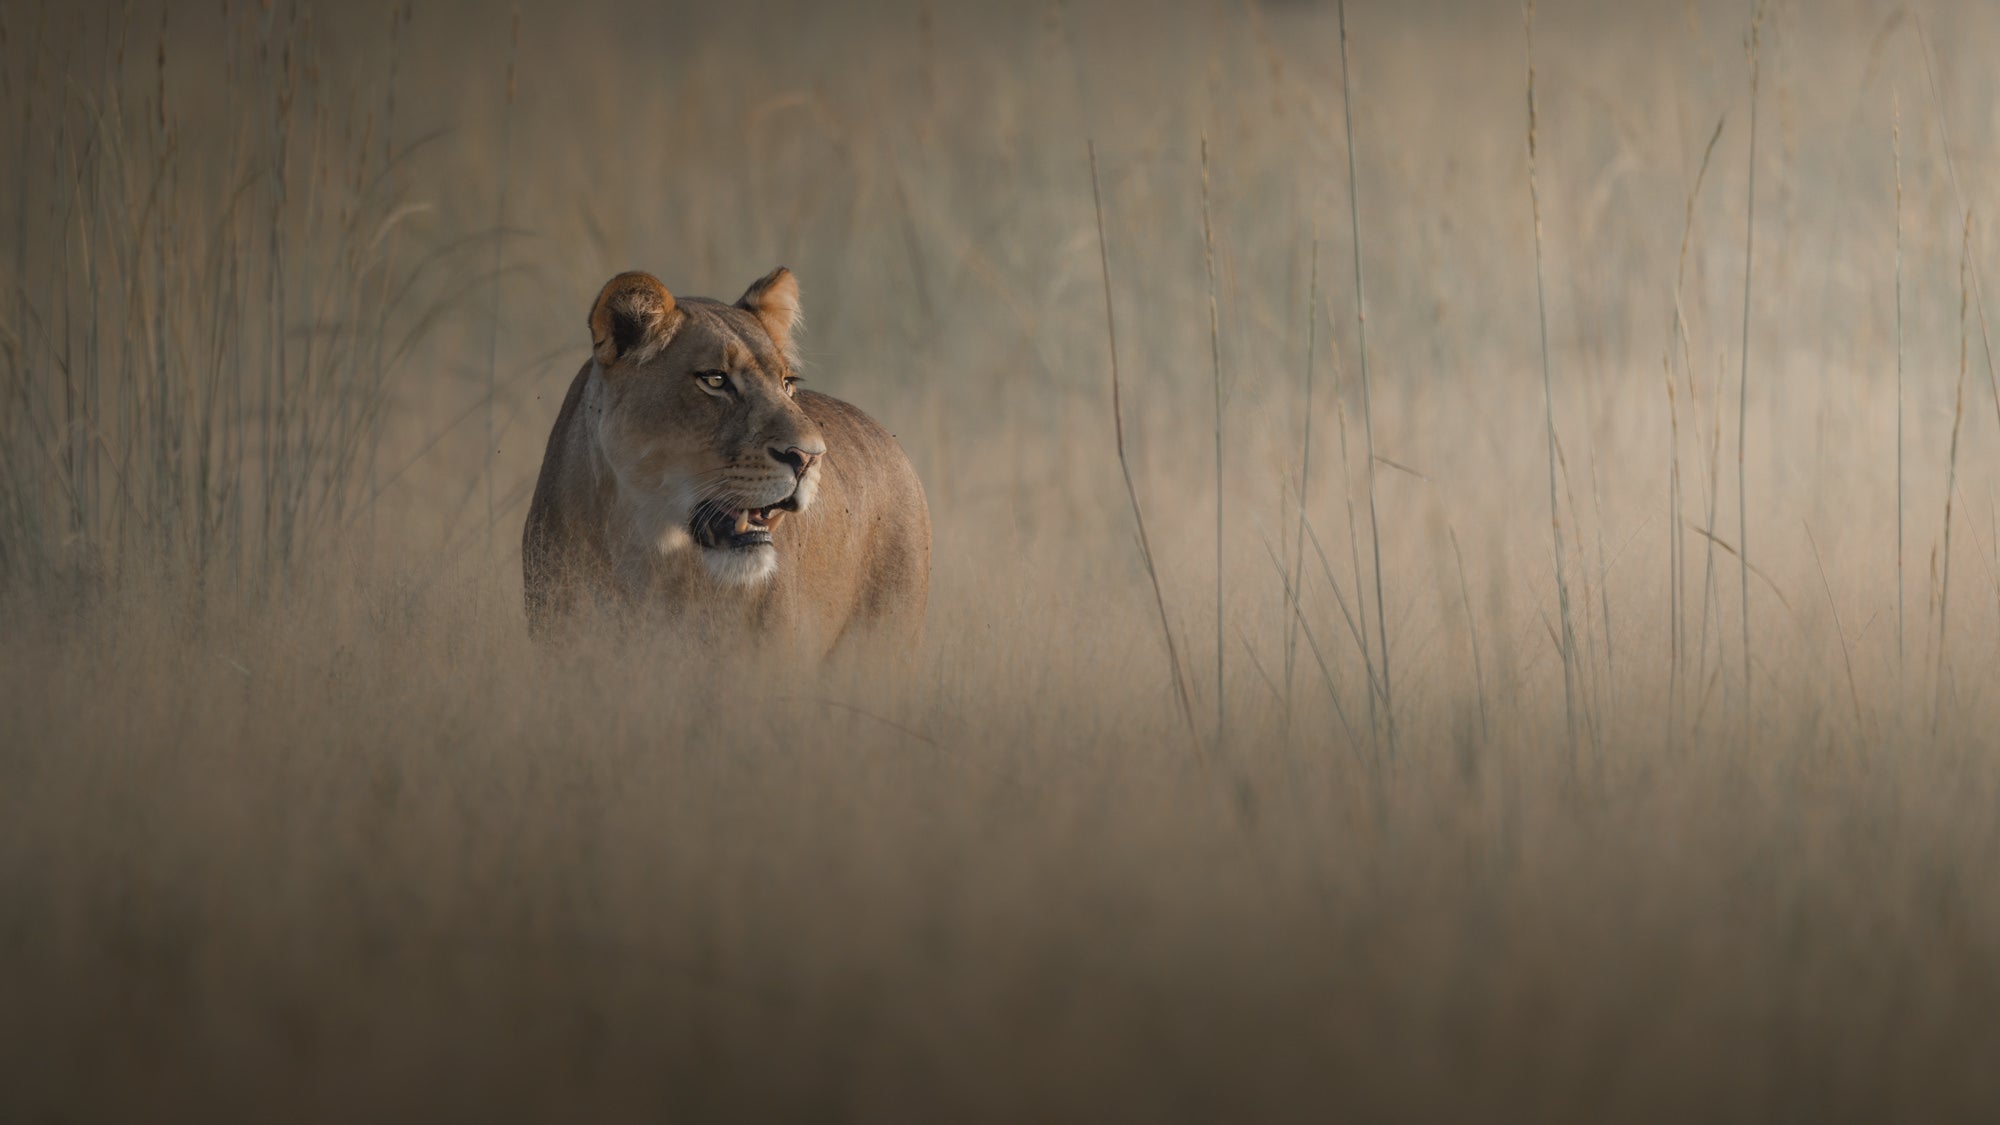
[772,444,822,478]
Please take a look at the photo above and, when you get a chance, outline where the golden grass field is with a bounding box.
[6,0,2000,1119]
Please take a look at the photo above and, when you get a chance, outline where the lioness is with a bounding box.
[522,268,929,655]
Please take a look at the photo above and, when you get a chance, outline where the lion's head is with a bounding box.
[586,267,824,586]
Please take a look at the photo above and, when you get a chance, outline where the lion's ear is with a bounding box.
[736,267,801,365]
[589,272,678,367]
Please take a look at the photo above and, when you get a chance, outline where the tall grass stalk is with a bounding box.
[1,11,29,581]
[1524,2,1579,760]
[1804,521,1865,737]
[1666,357,1683,749]
[1200,135,1225,752]
[1664,112,1725,748]
[260,14,295,577]
[369,1,414,564]
[1589,445,1614,711]
[1088,142,1197,743]
[1935,217,1972,740]
[1551,428,1602,753]
[1336,0,1393,756]
[1283,233,1320,732]
[1695,352,1727,736]
[1894,90,1906,691]
[1303,516,1379,709]
[1736,0,1765,726]
[1327,334,1381,746]
[486,10,521,561]
[1450,523,1490,744]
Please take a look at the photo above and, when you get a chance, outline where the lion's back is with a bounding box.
[788,389,930,649]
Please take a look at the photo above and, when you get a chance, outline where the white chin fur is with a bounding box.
[701,544,778,586]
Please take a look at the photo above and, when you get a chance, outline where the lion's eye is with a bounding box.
[783,377,800,396]
[697,371,728,391]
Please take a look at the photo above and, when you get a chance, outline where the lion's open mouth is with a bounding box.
[691,498,796,550]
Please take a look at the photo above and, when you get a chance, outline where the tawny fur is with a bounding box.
[522,269,930,657]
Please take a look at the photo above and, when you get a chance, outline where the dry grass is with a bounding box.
[5,1,2000,1121]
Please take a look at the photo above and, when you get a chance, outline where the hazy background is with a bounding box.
[6,0,2000,1120]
